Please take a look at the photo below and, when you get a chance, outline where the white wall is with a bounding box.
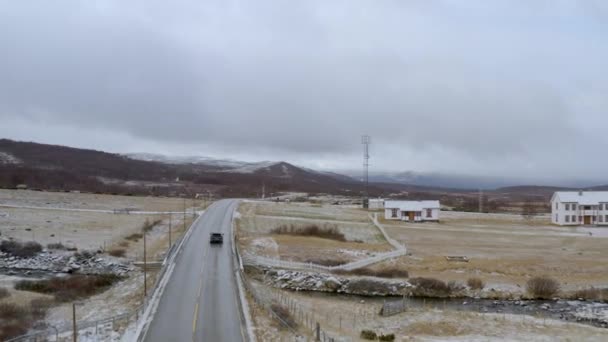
[384,208,440,221]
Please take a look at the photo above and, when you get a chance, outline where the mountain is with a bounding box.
[0,139,366,197]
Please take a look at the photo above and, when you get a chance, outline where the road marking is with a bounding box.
[192,302,199,334]
[192,241,210,340]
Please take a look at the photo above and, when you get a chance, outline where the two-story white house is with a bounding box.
[384,200,440,222]
[551,191,608,226]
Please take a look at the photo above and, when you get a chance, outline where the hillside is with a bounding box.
[0,139,375,197]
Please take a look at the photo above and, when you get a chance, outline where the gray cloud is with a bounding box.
[1,1,607,181]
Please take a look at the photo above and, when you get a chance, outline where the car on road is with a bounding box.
[209,232,224,244]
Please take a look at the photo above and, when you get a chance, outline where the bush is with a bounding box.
[270,304,297,329]
[271,224,346,241]
[571,288,608,302]
[0,287,10,300]
[467,277,485,290]
[15,274,123,302]
[360,330,377,340]
[142,219,162,233]
[526,276,560,299]
[335,267,409,279]
[125,233,143,241]
[379,334,396,341]
[47,242,66,250]
[0,240,42,258]
[410,277,452,297]
[108,248,126,257]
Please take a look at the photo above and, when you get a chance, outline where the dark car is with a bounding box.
[209,233,224,244]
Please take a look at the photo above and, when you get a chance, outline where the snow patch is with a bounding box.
[0,151,21,164]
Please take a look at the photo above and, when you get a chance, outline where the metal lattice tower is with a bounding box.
[362,135,371,208]
[478,189,484,213]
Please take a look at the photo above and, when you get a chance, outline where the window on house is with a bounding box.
[572,204,577,211]
[606,215,608,223]
[579,216,583,222]
[556,202,558,210]
[391,208,398,218]
[565,204,569,211]
[426,209,432,218]
[555,214,558,222]
[573,215,577,222]
[584,205,591,210]
[601,204,605,210]
[565,216,569,223]
[600,216,604,223]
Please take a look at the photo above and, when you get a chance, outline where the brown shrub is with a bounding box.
[379,334,396,342]
[270,304,297,329]
[410,277,452,297]
[467,277,485,290]
[526,276,560,299]
[0,240,42,258]
[108,248,126,258]
[125,233,143,241]
[118,241,129,248]
[271,224,346,241]
[571,288,608,302]
[0,287,10,300]
[360,330,377,340]
[0,303,30,340]
[15,274,123,302]
[142,219,162,233]
[47,242,66,250]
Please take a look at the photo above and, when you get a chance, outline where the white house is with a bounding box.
[384,200,440,222]
[551,191,608,226]
[368,198,385,210]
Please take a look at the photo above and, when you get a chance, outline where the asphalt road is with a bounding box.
[144,199,244,342]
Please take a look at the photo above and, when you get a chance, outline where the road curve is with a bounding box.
[144,199,244,342]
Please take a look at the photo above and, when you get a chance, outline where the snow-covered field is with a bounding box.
[0,189,194,341]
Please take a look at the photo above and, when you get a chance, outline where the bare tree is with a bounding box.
[522,199,538,222]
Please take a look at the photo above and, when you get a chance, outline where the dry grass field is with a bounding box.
[379,211,608,292]
[237,201,392,264]
[0,189,199,338]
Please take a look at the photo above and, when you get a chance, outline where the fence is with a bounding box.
[241,249,407,273]
[5,305,144,342]
[6,214,200,342]
[233,211,353,341]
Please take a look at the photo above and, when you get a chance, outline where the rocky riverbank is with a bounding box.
[0,249,134,276]
[266,269,412,296]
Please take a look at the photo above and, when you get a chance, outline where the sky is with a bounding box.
[1,1,608,184]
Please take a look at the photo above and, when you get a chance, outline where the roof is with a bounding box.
[385,200,440,211]
[553,191,608,205]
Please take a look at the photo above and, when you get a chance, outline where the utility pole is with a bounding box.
[183,197,186,232]
[478,189,484,213]
[262,183,266,199]
[168,213,172,249]
[143,224,147,298]
[72,303,77,342]
[362,135,371,208]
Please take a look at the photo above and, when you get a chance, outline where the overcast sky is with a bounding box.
[1,1,607,183]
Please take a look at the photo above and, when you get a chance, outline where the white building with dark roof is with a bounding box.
[551,191,608,226]
[384,200,440,222]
